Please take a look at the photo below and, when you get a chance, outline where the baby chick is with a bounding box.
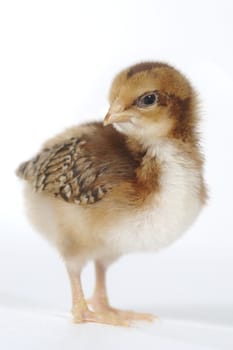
[16,62,206,326]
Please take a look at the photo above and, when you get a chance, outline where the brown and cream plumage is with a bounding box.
[16,62,206,326]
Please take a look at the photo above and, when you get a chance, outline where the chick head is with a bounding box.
[104,62,197,144]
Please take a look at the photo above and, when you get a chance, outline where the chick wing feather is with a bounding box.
[16,137,111,205]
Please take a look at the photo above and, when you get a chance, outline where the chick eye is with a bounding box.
[137,92,157,108]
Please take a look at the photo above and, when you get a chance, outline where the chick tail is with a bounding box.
[16,160,34,180]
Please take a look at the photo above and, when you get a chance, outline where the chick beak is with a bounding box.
[103,111,132,126]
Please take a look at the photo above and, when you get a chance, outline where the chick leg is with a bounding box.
[67,267,89,323]
[88,261,155,323]
[66,266,129,326]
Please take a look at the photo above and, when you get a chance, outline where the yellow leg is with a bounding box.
[66,265,129,326]
[88,261,155,323]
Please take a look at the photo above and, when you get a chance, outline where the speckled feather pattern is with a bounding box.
[17,137,109,205]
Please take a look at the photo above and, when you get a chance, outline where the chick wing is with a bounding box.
[16,124,139,205]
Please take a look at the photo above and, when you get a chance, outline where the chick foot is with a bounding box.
[87,298,155,324]
[72,307,130,327]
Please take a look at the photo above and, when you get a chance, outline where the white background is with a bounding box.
[0,0,233,349]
